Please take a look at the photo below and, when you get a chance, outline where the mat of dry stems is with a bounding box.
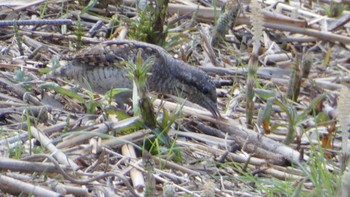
[0,0,349,196]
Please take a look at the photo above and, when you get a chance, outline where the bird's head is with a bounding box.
[167,60,221,118]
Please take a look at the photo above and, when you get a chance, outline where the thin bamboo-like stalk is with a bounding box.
[121,144,145,195]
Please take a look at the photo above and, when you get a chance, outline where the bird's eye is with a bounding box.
[203,87,210,94]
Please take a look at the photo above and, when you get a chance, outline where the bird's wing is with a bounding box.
[63,41,164,68]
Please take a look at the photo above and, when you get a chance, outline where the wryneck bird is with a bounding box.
[51,40,221,118]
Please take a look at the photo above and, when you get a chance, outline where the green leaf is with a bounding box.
[105,88,131,105]
[161,107,170,128]
[82,0,97,13]
[307,94,326,111]
[255,89,276,100]
[257,97,274,133]
[272,98,288,113]
[85,90,97,114]
[315,112,330,123]
[298,94,327,121]
[151,128,171,147]
[38,67,53,74]
[105,88,131,99]
[40,82,86,105]
[14,70,26,82]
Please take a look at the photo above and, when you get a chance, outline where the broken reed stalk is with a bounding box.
[287,50,313,102]
[301,53,313,78]
[133,0,169,46]
[246,56,257,128]
[287,53,302,102]
[14,24,24,56]
[143,151,156,197]
[246,0,264,128]
[211,0,241,46]
[151,0,169,46]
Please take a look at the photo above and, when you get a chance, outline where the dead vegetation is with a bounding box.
[0,0,350,196]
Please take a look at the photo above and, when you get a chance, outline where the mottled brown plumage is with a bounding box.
[51,40,220,118]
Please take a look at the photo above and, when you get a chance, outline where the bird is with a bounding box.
[50,40,221,118]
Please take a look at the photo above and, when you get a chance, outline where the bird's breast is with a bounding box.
[55,62,133,94]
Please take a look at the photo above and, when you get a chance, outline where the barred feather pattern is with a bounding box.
[49,40,221,118]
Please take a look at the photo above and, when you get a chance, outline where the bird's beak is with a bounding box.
[201,99,221,119]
